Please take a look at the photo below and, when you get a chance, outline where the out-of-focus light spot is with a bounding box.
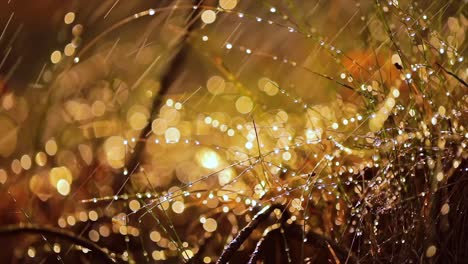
[306,129,321,141]
[2,93,15,110]
[91,101,106,116]
[150,231,161,242]
[235,96,253,114]
[45,139,58,156]
[436,171,444,181]
[64,43,75,56]
[440,203,450,215]
[165,127,180,143]
[49,166,73,186]
[201,10,216,24]
[129,200,141,212]
[207,76,225,95]
[152,250,166,261]
[438,106,446,116]
[172,201,185,214]
[78,211,88,222]
[51,51,62,64]
[72,24,83,36]
[52,243,61,253]
[219,0,237,10]
[258,77,279,96]
[27,248,36,258]
[426,245,437,258]
[204,116,212,124]
[20,154,32,170]
[276,110,288,122]
[245,141,253,149]
[104,136,126,168]
[152,118,168,135]
[197,148,220,169]
[99,226,110,237]
[203,218,217,232]
[0,169,7,184]
[57,179,70,196]
[218,168,234,185]
[11,159,22,174]
[182,250,194,260]
[129,112,148,130]
[89,230,100,242]
[64,12,75,24]
[384,99,395,111]
[35,152,47,166]
[89,210,98,221]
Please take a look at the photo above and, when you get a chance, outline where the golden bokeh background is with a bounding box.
[0,0,466,263]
